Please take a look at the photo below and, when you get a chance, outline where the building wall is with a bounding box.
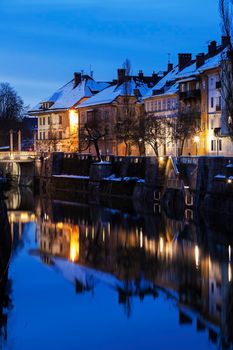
[78,96,142,157]
[36,110,78,152]
[144,93,179,157]
[204,69,233,156]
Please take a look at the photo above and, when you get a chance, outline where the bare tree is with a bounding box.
[219,0,233,139]
[168,110,200,156]
[115,59,140,156]
[144,113,169,156]
[130,113,146,156]
[115,106,138,156]
[79,109,107,162]
[0,83,24,146]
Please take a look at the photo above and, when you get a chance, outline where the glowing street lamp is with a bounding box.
[194,136,200,156]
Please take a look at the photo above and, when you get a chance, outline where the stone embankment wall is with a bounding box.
[39,153,166,205]
[38,153,233,215]
[174,156,233,215]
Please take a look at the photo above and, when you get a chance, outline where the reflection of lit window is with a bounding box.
[195,245,199,269]
[159,237,164,254]
[140,228,143,248]
[228,263,232,282]
[70,226,80,263]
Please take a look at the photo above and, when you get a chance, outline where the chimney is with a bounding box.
[117,68,126,83]
[178,53,192,70]
[152,72,158,83]
[196,53,205,69]
[167,63,173,72]
[138,70,144,80]
[74,72,82,86]
[222,35,230,47]
[134,88,141,99]
[208,40,217,57]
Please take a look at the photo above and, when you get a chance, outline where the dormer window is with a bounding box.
[41,101,54,110]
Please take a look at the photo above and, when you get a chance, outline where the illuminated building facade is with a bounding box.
[28,73,109,152]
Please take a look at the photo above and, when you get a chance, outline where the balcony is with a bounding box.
[179,89,201,100]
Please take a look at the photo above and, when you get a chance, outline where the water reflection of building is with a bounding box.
[35,198,233,347]
[5,189,36,249]
[38,220,79,262]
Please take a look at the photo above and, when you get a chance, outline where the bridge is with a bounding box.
[0,151,41,186]
[0,151,39,162]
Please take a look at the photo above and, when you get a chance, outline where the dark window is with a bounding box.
[48,116,51,125]
[59,115,62,124]
[59,131,62,139]
[211,140,216,151]
[219,139,222,151]
[211,97,214,108]
[87,111,94,124]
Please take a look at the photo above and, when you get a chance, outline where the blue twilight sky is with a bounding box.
[0,0,221,107]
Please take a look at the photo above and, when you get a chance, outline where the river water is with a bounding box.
[1,188,233,350]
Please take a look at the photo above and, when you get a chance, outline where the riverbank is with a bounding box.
[36,152,233,216]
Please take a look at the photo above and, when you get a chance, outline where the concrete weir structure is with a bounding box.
[38,153,233,215]
[2,151,233,215]
[39,153,166,205]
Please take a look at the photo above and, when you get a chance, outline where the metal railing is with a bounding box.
[0,151,39,161]
[179,156,199,165]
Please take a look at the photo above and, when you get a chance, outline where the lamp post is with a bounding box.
[18,130,21,152]
[194,136,200,156]
[139,138,142,156]
[9,129,13,153]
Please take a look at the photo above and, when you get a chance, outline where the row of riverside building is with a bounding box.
[29,36,233,157]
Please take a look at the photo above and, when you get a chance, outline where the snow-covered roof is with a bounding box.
[176,48,227,80]
[29,76,109,113]
[143,66,179,100]
[78,78,151,108]
[144,83,179,101]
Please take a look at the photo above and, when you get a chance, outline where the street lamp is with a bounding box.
[194,136,200,156]
[138,138,143,156]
